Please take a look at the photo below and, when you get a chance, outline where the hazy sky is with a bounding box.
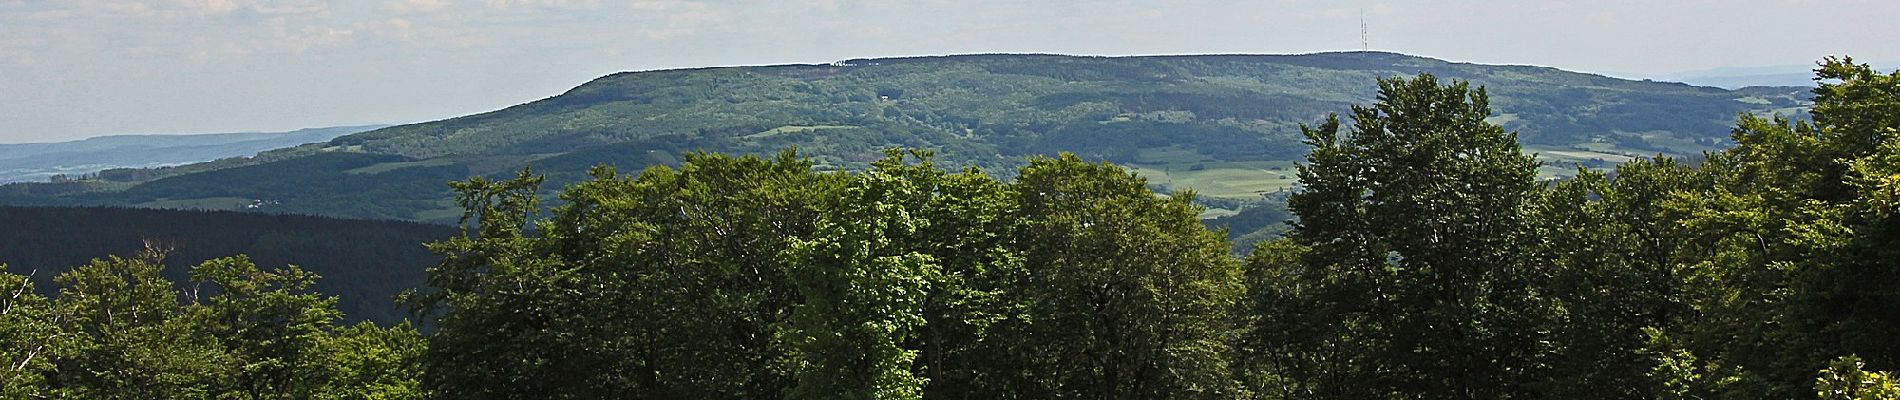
[2,0,1895,143]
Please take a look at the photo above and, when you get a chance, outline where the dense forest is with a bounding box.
[0,206,453,323]
[2,57,1895,399]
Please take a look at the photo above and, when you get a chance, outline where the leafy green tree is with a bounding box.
[1532,158,1704,398]
[1,265,65,398]
[49,253,235,400]
[787,151,942,400]
[420,153,837,399]
[189,256,346,399]
[410,168,566,399]
[1005,153,1241,399]
[1659,57,1900,398]
[1275,74,1548,398]
[553,151,830,398]
[20,250,421,400]
[1233,240,1317,400]
[1817,355,1900,400]
[784,149,1027,400]
[908,159,1023,400]
[315,322,425,400]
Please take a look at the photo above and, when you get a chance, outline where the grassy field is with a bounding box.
[1528,143,1676,176]
[1198,207,1241,219]
[744,125,859,140]
[1128,165,1299,199]
[411,207,466,225]
[1125,141,1691,200]
[136,197,253,210]
[1125,146,1299,200]
[344,158,459,175]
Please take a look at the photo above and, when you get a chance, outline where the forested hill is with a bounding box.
[330,52,1804,160]
[0,206,453,324]
[0,52,1810,224]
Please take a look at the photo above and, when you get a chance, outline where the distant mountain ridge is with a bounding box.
[0,52,1812,226]
[330,52,1806,160]
[1659,60,1899,88]
[0,125,388,183]
[1674,72,1817,89]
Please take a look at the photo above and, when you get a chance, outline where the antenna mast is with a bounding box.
[1360,8,1368,52]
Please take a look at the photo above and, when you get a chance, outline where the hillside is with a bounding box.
[0,52,1810,224]
[0,125,387,184]
[0,206,454,324]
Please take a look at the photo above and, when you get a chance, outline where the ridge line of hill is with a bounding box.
[0,52,1812,237]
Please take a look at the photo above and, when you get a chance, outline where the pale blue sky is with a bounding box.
[2,0,1894,142]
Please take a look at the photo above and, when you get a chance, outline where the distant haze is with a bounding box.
[0,125,386,183]
[2,0,1896,143]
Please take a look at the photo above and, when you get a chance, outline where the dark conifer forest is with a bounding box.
[0,206,454,323]
[3,57,1899,399]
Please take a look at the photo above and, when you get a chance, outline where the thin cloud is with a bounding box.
[382,0,450,14]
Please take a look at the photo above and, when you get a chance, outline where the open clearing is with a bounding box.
[744,125,858,139]
[1128,142,1684,197]
[1539,150,1636,163]
[1125,146,1300,199]
[345,159,458,175]
[136,197,252,210]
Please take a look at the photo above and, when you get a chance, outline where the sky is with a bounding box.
[1,0,1895,143]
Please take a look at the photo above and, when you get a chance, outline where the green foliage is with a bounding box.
[1533,157,1706,398]
[316,322,425,400]
[0,264,64,398]
[1007,154,1241,399]
[1817,355,1900,400]
[1263,73,1548,398]
[50,253,235,399]
[1233,239,1311,399]
[416,154,831,399]
[0,250,421,399]
[787,151,943,400]
[189,256,343,399]
[1641,57,1900,398]
[1239,61,1898,399]
[412,148,1240,399]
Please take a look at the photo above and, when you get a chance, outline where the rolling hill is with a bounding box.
[0,52,1811,227]
[0,125,387,184]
